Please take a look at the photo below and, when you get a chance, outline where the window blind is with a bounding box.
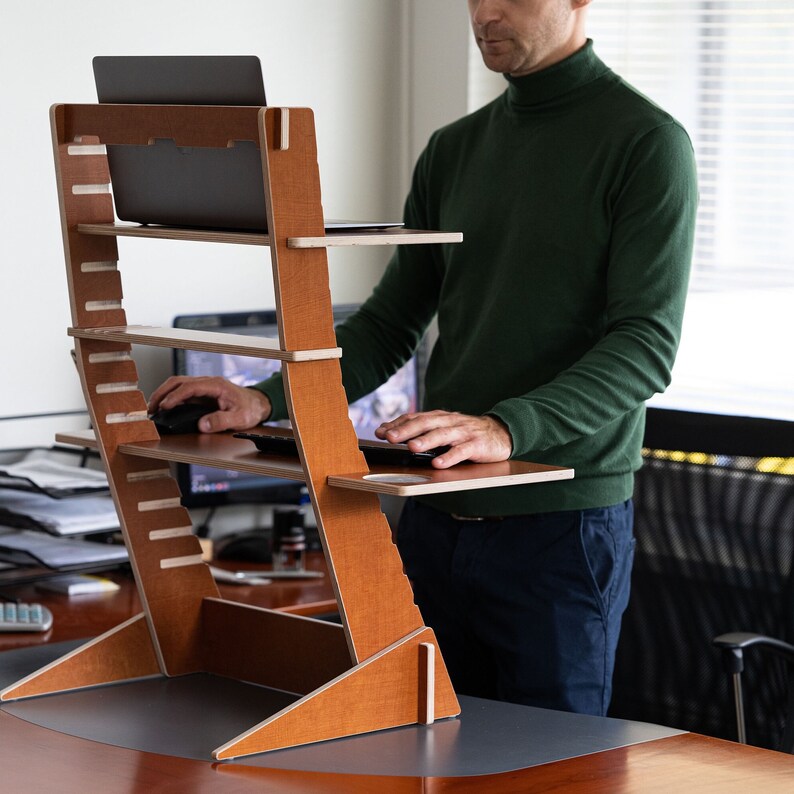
[588,0,794,293]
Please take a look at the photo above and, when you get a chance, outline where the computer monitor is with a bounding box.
[173,305,421,507]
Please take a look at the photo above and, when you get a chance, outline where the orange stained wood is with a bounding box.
[259,106,429,662]
[213,626,459,760]
[0,614,159,701]
[74,337,219,676]
[200,598,352,694]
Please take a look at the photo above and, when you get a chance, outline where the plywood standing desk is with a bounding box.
[1,101,577,759]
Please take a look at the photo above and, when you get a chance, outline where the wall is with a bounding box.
[0,0,417,448]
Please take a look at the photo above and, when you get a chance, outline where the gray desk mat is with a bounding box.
[1,640,684,776]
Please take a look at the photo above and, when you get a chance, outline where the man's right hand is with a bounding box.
[147,376,272,434]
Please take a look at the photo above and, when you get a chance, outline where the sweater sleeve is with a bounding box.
[489,122,698,456]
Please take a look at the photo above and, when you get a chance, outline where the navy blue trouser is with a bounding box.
[396,498,635,716]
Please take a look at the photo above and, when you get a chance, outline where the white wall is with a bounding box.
[0,0,474,450]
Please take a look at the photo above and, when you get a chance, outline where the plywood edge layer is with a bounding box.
[328,463,575,496]
[288,230,463,248]
[55,429,98,449]
[67,326,341,361]
[77,222,271,247]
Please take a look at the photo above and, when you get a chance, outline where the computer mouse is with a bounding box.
[150,403,216,435]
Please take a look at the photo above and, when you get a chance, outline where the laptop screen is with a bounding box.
[92,56,402,233]
[94,55,273,231]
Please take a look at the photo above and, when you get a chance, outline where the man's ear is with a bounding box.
[573,0,593,8]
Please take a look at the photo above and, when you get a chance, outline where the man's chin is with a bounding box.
[477,44,520,75]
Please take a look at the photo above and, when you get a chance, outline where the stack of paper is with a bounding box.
[0,489,119,536]
[0,530,128,570]
[0,450,109,498]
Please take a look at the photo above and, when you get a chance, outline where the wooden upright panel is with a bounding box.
[50,105,221,678]
[259,107,428,662]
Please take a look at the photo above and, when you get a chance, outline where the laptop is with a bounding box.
[93,56,403,233]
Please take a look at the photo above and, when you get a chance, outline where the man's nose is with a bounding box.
[469,0,504,28]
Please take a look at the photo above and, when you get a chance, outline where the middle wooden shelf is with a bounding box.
[67,325,341,361]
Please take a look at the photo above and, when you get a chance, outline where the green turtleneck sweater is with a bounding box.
[255,41,698,516]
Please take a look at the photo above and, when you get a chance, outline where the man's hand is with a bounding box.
[375,410,513,469]
[147,376,272,434]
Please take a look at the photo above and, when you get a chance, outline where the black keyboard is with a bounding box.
[233,432,448,467]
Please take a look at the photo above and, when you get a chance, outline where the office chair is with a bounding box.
[608,409,794,751]
[713,631,794,752]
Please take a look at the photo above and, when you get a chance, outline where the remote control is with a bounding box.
[0,601,54,632]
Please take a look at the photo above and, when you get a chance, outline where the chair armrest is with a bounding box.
[713,632,794,673]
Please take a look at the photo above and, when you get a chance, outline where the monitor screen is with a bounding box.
[173,305,420,507]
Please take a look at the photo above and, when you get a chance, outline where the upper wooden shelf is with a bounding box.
[55,430,574,498]
[76,223,462,249]
[66,326,341,362]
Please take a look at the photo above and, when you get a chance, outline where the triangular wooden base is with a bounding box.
[213,626,459,759]
[0,613,160,701]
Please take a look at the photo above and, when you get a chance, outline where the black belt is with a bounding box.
[450,513,508,522]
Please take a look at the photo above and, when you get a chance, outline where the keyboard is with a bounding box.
[234,432,448,467]
[0,601,54,632]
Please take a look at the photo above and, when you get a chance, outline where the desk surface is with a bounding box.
[2,557,794,792]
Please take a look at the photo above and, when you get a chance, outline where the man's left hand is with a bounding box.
[375,410,513,468]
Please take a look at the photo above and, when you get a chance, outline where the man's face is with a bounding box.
[468,0,584,77]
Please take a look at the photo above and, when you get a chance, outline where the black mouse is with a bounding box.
[150,403,216,435]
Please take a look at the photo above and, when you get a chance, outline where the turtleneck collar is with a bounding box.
[504,40,609,110]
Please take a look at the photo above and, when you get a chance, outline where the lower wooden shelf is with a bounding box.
[55,429,574,497]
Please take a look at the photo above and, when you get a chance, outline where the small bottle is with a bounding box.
[271,502,306,572]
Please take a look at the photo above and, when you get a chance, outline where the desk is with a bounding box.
[2,558,793,792]
[0,552,336,652]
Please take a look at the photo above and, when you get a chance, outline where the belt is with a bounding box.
[450,513,507,522]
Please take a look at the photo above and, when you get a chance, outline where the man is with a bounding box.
[149,0,698,716]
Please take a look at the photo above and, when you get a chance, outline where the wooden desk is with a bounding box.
[2,558,793,792]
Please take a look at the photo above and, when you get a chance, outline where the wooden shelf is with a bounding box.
[67,326,341,362]
[77,222,271,247]
[55,429,573,497]
[287,227,463,249]
[76,222,462,249]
